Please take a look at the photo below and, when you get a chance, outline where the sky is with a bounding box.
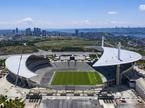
[0,0,145,29]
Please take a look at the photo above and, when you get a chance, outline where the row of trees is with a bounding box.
[136,60,145,69]
[0,60,5,67]
[0,95,25,108]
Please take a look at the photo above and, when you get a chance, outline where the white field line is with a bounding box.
[48,71,56,85]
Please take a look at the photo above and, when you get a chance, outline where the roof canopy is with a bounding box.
[93,47,142,67]
[5,55,37,78]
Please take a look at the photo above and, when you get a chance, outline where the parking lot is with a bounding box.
[40,99,102,108]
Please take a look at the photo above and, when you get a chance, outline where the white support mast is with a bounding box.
[15,54,22,87]
[102,36,104,47]
[15,33,23,87]
[116,42,122,85]
[118,42,121,61]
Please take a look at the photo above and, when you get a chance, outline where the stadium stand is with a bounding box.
[26,55,51,72]
[94,66,116,81]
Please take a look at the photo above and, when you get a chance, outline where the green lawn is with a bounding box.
[35,39,97,47]
[51,72,103,85]
[34,39,98,51]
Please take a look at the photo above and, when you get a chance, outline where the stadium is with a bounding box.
[5,40,142,90]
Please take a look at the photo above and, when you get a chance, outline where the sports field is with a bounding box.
[51,72,103,85]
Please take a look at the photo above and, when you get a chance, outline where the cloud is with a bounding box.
[81,20,90,25]
[108,20,126,24]
[17,17,34,26]
[21,17,33,22]
[107,11,118,15]
[72,20,92,26]
[139,4,145,11]
[16,17,51,28]
[0,17,137,29]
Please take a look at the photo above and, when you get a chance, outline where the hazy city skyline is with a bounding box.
[0,0,145,29]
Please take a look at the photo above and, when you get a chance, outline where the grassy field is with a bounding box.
[34,39,99,51]
[35,39,97,47]
[0,46,37,55]
[51,72,103,85]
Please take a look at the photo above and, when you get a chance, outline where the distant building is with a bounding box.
[33,28,41,36]
[25,28,32,36]
[13,28,19,36]
[15,28,19,34]
[42,30,47,36]
[75,29,79,36]
[12,30,15,35]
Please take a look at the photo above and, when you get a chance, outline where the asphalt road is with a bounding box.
[0,50,95,60]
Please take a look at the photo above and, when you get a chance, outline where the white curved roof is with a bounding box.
[5,54,37,78]
[93,47,142,67]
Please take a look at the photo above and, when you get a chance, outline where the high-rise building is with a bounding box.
[15,28,19,34]
[33,28,41,36]
[13,28,19,36]
[12,30,15,35]
[75,29,79,36]
[12,28,19,36]
[25,28,32,36]
[42,30,47,36]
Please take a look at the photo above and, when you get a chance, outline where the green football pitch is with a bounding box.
[51,72,103,85]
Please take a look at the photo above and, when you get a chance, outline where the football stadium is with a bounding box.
[5,39,142,90]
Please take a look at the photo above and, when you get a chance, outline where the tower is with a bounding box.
[75,29,79,36]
